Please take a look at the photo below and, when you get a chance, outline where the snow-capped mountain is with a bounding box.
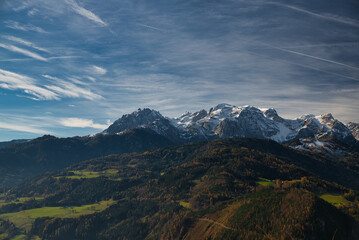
[173,104,303,142]
[102,108,183,143]
[103,104,358,153]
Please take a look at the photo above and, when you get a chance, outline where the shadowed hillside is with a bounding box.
[0,128,173,187]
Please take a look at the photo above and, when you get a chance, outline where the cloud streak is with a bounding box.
[0,69,59,100]
[4,20,47,33]
[0,43,48,61]
[269,2,359,28]
[0,121,50,134]
[3,35,50,53]
[0,69,103,101]
[65,0,107,26]
[270,45,359,71]
[43,75,103,100]
[244,50,359,82]
[136,23,164,32]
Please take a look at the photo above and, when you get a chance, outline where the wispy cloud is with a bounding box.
[4,20,47,33]
[0,43,47,61]
[136,23,164,32]
[265,44,359,71]
[48,56,81,60]
[43,75,103,100]
[2,35,50,53]
[0,69,59,100]
[244,49,359,82]
[269,2,359,28]
[0,69,103,101]
[65,0,107,26]
[12,1,31,12]
[89,65,107,75]
[27,8,39,16]
[86,76,96,82]
[59,118,108,129]
[0,121,50,134]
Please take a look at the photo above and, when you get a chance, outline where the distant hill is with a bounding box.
[0,128,173,187]
[0,139,30,149]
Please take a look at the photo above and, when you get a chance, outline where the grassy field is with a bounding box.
[256,178,275,187]
[0,233,8,240]
[0,197,44,208]
[179,201,191,209]
[320,194,349,207]
[56,169,119,180]
[10,235,26,240]
[0,234,41,240]
[0,200,117,231]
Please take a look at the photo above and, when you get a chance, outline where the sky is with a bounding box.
[0,0,359,141]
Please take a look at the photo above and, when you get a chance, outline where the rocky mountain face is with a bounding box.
[348,122,359,141]
[103,104,358,154]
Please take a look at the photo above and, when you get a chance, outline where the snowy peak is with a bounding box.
[103,108,165,135]
[263,108,278,119]
[175,104,298,142]
[103,108,183,143]
[297,113,354,142]
[320,113,335,122]
[175,109,208,127]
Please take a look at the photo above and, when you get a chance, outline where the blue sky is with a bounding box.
[0,0,359,141]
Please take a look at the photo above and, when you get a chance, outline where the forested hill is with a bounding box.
[1,138,359,239]
[0,140,29,149]
[0,128,173,187]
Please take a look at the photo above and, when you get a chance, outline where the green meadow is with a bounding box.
[179,201,191,209]
[9,235,26,240]
[0,200,116,231]
[0,197,44,208]
[320,194,349,207]
[56,169,119,180]
[0,233,8,240]
[256,178,275,187]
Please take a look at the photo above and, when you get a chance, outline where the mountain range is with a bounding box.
[103,103,358,154]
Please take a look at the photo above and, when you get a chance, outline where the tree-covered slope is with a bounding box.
[0,128,173,187]
[1,138,359,239]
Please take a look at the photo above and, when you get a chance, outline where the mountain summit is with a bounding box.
[103,108,183,143]
[103,104,358,153]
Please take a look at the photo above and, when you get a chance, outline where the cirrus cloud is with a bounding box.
[59,118,109,129]
[89,65,107,75]
[0,68,59,100]
[0,121,50,134]
[0,43,48,61]
[65,0,107,27]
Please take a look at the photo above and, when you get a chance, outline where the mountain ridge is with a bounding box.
[103,103,358,154]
